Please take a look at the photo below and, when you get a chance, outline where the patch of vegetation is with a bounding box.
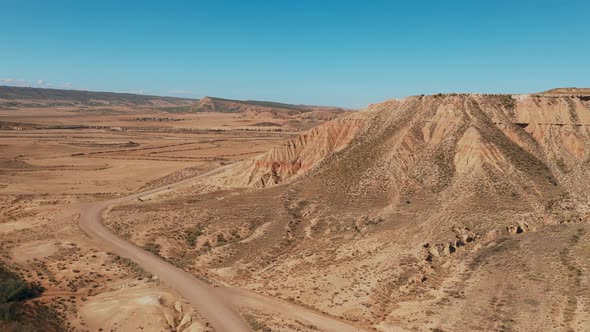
[143,242,162,256]
[251,122,282,127]
[185,226,203,247]
[243,313,271,331]
[468,236,518,269]
[110,255,151,279]
[1,265,45,317]
[497,94,515,111]
[0,264,68,331]
[556,158,569,173]
[157,105,193,113]
[203,96,310,111]
[201,240,212,252]
[216,233,227,245]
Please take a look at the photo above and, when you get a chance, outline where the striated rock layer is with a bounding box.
[212,111,368,187]
[213,92,590,196]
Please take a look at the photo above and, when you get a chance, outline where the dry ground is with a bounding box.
[103,93,590,331]
[4,92,590,332]
[0,106,310,331]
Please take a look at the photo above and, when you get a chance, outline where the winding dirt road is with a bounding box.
[78,165,367,332]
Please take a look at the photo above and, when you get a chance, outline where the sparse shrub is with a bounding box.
[217,233,226,244]
[0,266,44,305]
[143,242,161,255]
[0,264,68,331]
[111,255,151,278]
[185,226,202,247]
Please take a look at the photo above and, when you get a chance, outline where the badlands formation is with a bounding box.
[0,87,349,331]
[108,91,590,331]
[2,88,590,331]
[192,96,349,130]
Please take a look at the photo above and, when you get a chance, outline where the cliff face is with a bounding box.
[212,93,590,198]
[213,111,368,187]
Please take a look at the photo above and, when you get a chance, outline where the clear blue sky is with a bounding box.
[1,0,589,108]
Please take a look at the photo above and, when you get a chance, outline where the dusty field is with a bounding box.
[0,108,301,194]
[0,106,304,331]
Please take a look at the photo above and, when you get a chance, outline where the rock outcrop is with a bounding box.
[213,92,590,197]
[211,111,368,187]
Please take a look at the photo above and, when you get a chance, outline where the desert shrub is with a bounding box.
[185,226,202,247]
[217,233,226,244]
[0,300,68,332]
[143,242,161,255]
[0,264,69,331]
[111,255,151,278]
[0,265,44,305]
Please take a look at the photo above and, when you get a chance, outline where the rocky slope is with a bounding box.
[212,111,368,187]
[110,91,590,331]
[212,92,590,194]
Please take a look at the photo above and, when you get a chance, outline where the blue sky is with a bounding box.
[1,0,589,108]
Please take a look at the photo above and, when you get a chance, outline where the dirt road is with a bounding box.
[78,165,367,332]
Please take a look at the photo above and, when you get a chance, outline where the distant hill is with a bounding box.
[0,86,196,108]
[541,87,590,95]
[192,96,350,119]
[0,87,352,120]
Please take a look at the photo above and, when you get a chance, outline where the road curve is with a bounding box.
[78,164,368,332]
[79,165,251,332]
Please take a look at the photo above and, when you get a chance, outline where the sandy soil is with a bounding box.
[0,106,335,331]
[78,164,366,331]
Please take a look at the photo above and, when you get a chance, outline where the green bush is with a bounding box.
[0,266,44,305]
[185,226,202,247]
[0,264,46,326]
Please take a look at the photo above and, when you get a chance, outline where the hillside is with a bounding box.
[542,87,590,95]
[212,92,590,190]
[0,87,351,129]
[0,86,196,109]
[192,96,349,120]
[108,90,590,331]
